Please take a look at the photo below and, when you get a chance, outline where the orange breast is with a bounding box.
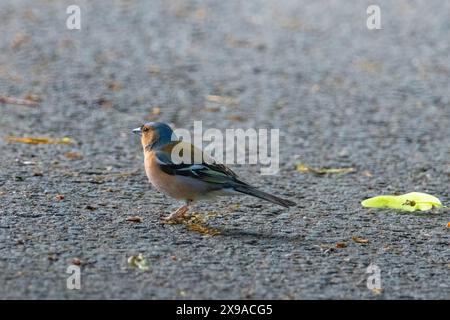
[144,151,202,201]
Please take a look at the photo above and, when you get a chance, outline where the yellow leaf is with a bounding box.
[60,137,72,144]
[296,163,355,175]
[361,192,443,212]
[6,136,73,145]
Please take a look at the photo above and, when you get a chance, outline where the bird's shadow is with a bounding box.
[218,227,306,244]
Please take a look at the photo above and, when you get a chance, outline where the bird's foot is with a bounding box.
[161,205,189,223]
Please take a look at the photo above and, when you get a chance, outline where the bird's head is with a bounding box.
[132,122,176,151]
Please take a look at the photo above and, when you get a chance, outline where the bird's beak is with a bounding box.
[132,127,142,136]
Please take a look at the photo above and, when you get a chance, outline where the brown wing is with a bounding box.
[156,141,248,186]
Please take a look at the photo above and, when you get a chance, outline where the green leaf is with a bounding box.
[361,192,443,212]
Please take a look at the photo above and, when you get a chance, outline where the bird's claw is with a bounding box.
[160,205,190,224]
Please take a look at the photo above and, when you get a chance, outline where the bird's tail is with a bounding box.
[233,185,296,208]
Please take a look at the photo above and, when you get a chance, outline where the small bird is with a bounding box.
[133,122,295,221]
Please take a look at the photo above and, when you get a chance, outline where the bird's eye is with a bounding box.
[142,127,149,132]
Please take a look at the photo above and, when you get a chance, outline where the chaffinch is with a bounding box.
[133,122,295,221]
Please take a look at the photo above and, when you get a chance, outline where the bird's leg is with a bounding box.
[162,200,192,221]
[163,205,189,221]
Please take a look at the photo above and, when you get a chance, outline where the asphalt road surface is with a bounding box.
[0,0,449,299]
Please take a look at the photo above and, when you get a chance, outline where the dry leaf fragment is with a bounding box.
[151,107,161,115]
[184,213,221,236]
[23,9,38,22]
[55,194,65,201]
[24,93,42,103]
[127,254,150,271]
[71,258,82,266]
[204,106,220,112]
[0,95,39,106]
[296,163,356,175]
[352,236,369,244]
[48,254,58,261]
[164,212,221,236]
[11,34,30,49]
[280,18,303,30]
[194,8,206,20]
[148,65,160,75]
[146,107,162,120]
[185,222,221,236]
[65,152,83,160]
[362,170,373,177]
[311,84,320,93]
[126,216,142,223]
[336,242,347,248]
[355,59,382,73]
[371,288,383,295]
[6,136,72,145]
[225,35,253,48]
[227,115,245,121]
[95,98,113,108]
[206,95,237,105]
[107,81,122,91]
